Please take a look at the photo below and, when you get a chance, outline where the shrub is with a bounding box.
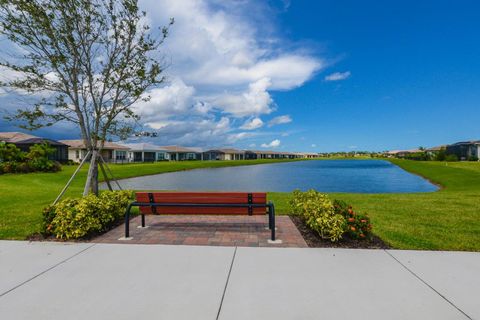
[43,190,133,239]
[0,142,25,162]
[26,143,60,172]
[0,142,61,174]
[333,200,373,239]
[289,189,345,242]
[445,154,458,161]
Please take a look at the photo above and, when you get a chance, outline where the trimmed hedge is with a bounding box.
[43,190,133,239]
[289,189,373,242]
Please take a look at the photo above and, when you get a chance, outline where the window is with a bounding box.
[116,151,126,160]
[75,150,80,159]
[157,152,165,160]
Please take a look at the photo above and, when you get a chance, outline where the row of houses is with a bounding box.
[0,132,319,163]
[385,140,480,161]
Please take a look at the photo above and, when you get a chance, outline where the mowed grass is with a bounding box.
[0,159,303,239]
[1,158,479,251]
[271,159,480,251]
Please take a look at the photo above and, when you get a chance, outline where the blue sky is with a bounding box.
[1,0,479,152]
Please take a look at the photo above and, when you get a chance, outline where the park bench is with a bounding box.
[124,192,277,241]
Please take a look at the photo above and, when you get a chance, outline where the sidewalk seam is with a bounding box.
[216,246,237,320]
[385,250,472,320]
[0,243,96,298]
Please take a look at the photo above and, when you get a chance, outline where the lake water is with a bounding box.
[109,160,438,193]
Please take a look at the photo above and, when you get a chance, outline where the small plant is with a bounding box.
[333,200,373,239]
[0,142,61,174]
[289,189,345,242]
[43,190,133,239]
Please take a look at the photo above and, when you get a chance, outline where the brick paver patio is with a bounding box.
[94,215,307,247]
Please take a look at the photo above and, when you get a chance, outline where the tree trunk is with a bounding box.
[83,149,99,196]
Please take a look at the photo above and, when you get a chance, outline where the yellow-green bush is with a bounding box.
[43,190,133,240]
[289,189,346,242]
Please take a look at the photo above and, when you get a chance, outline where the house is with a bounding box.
[446,141,480,160]
[60,140,130,163]
[203,148,245,160]
[0,132,68,162]
[297,152,319,159]
[244,150,297,159]
[384,149,421,158]
[425,145,447,157]
[121,143,170,162]
[158,146,201,161]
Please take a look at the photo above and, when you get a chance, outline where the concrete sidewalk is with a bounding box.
[0,241,478,320]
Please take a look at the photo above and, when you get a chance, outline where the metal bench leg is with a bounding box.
[141,214,145,228]
[120,203,134,240]
[270,204,276,241]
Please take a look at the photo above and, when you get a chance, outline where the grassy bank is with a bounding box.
[1,158,479,251]
[271,159,480,251]
[0,159,302,239]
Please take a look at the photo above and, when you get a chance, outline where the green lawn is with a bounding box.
[1,158,479,251]
[271,159,480,251]
[0,159,302,239]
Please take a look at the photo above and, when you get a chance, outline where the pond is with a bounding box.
[107,160,438,193]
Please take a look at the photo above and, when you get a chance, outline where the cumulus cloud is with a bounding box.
[324,71,351,81]
[240,117,264,130]
[213,78,274,117]
[133,78,196,121]
[1,0,323,147]
[268,115,292,127]
[261,139,281,148]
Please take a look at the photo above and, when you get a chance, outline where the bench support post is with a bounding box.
[268,202,276,241]
[141,214,145,228]
[124,203,133,238]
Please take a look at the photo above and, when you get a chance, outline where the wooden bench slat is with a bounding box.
[136,196,266,204]
[136,192,267,197]
[136,191,267,215]
[139,207,266,215]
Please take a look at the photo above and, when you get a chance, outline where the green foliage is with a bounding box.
[0,142,60,174]
[289,189,346,242]
[333,200,372,239]
[26,142,58,171]
[403,151,430,161]
[43,190,133,239]
[434,148,446,161]
[0,142,24,162]
[445,154,459,162]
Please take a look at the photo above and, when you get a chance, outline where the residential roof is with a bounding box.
[425,145,447,152]
[246,150,296,155]
[385,149,422,154]
[59,140,129,150]
[0,132,66,146]
[449,140,480,146]
[120,143,169,152]
[158,145,201,153]
[205,148,245,154]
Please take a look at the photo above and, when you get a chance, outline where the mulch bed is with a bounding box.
[290,215,390,249]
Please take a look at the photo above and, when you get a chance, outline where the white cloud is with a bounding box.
[240,117,264,130]
[1,0,323,147]
[212,78,274,117]
[261,139,281,148]
[324,71,351,81]
[133,78,196,121]
[268,115,292,127]
[311,144,317,147]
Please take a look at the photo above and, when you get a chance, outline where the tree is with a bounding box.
[0,0,172,194]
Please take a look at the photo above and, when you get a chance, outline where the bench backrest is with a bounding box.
[136,192,267,215]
